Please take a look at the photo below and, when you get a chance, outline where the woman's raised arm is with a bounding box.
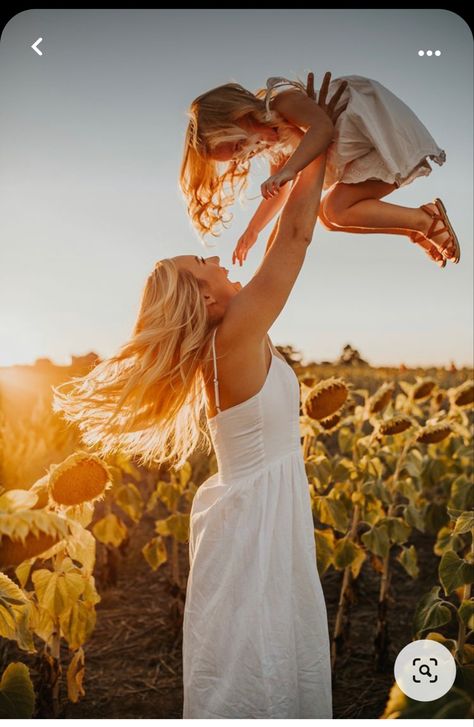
[222,151,327,346]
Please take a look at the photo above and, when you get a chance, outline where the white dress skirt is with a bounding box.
[182,331,332,718]
[262,74,446,191]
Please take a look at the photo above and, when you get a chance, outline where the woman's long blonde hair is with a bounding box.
[180,79,305,240]
[52,259,220,470]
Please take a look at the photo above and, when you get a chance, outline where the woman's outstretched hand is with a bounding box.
[306,71,348,125]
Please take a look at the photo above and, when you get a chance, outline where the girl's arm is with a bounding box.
[261,89,335,199]
[247,159,293,234]
[232,159,294,266]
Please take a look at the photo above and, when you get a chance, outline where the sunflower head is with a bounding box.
[303,377,349,421]
[412,378,437,401]
[416,422,453,444]
[318,412,343,432]
[452,380,474,408]
[369,382,395,414]
[48,451,112,507]
[377,415,413,437]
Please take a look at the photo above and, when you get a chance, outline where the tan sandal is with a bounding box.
[408,231,446,268]
[420,198,461,264]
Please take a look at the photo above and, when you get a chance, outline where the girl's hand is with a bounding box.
[232,227,259,267]
[261,167,296,200]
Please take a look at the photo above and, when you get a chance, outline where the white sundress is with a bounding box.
[182,328,332,719]
[261,74,446,191]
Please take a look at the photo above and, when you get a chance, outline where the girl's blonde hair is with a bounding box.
[52,259,219,470]
[180,79,305,240]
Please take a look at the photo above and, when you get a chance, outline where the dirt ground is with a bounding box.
[2,505,445,720]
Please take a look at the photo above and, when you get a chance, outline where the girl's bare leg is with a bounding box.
[319,188,444,264]
[322,180,457,260]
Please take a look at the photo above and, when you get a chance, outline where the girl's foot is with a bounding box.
[419,200,460,263]
[408,231,446,268]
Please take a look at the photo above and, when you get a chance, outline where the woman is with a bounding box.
[52,74,345,720]
[181,149,332,719]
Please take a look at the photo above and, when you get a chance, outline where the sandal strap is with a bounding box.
[429,224,449,240]
[420,204,442,240]
[420,204,439,218]
[419,203,454,253]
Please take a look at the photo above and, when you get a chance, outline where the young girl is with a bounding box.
[179,72,460,269]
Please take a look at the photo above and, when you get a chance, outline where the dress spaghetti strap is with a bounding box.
[263,76,306,118]
[211,327,221,414]
[211,327,273,416]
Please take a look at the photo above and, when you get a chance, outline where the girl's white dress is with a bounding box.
[182,330,332,718]
[261,74,446,190]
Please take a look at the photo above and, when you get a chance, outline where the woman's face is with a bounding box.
[174,255,242,315]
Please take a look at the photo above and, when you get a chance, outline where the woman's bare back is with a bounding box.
[204,327,286,419]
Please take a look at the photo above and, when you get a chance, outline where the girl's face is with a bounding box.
[208,119,279,163]
[209,139,245,162]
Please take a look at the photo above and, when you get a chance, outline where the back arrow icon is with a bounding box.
[31,38,43,56]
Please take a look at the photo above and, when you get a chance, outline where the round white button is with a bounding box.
[394,640,457,701]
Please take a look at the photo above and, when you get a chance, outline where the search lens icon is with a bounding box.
[394,640,456,701]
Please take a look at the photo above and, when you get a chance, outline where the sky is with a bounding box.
[0,9,472,368]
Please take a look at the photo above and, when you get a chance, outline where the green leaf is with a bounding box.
[433,525,466,557]
[396,544,419,578]
[32,568,85,619]
[439,549,474,596]
[424,459,445,488]
[456,664,474,696]
[333,459,354,483]
[458,599,474,627]
[447,506,467,521]
[361,479,390,506]
[333,536,366,579]
[155,481,181,512]
[424,502,450,535]
[0,662,35,718]
[337,427,353,455]
[155,513,190,543]
[115,483,143,523]
[403,504,425,533]
[92,513,127,548]
[115,452,141,481]
[312,456,332,486]
[453,511,474,535]
[142,536,168,571]
[449,475,474,511]
[367,456,383,478]
[404,449,423,477]
[314,528,334,576]
[430,689,473,718]
[314,496,350,533]
[398,478,419,504]
[333,536,358,569]
[361,523,390,558]
[382,516,412,544]
[412,586,452,636]
[177,461,192,491]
